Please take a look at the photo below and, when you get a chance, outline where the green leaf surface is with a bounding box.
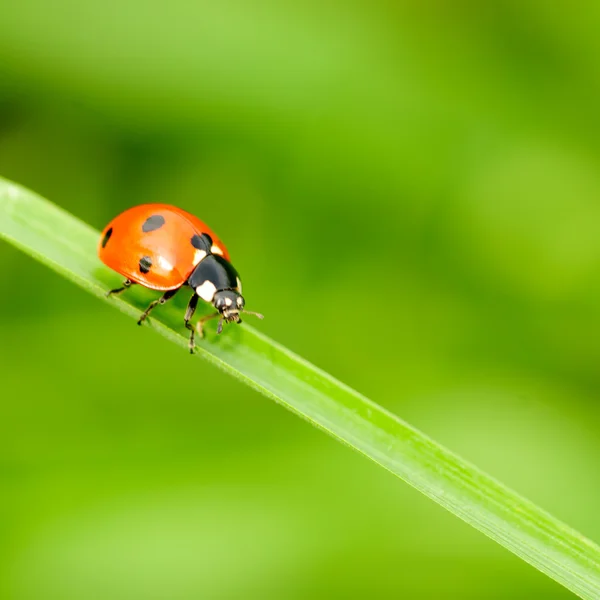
[1,176,599,599]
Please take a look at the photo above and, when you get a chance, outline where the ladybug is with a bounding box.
[98,204,263,352]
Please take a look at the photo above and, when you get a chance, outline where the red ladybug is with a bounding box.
[98,204,263,352]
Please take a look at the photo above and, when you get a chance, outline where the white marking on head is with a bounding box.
[196,280,217,302]
[193,249,207,266]
[157,255,174,272]
[224,297,233,307]
[236,277,242,293]
[211,245,224,256]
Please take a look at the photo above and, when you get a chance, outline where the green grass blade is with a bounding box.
[1,176,599,599]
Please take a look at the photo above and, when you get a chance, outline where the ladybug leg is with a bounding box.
[137,288,179,326]
[184,294,199,354]
[106,279,134,297]
[195,312,220,339]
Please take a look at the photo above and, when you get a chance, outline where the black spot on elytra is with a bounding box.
[101,227,113,248]
[142,215,166,233]
[191,233,212,251]
[139,256,153,274]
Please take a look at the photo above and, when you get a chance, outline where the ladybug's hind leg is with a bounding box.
[137,288,179,326]
[106,279,134,297]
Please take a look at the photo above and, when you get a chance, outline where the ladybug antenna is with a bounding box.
[243,310,264,320]
[217,317,225,335]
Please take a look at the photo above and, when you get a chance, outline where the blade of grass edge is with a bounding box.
[1,177,599,599]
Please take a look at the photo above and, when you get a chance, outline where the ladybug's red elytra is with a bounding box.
[98,204,263,352]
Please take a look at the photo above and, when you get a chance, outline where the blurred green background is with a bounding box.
[1,1,600,598]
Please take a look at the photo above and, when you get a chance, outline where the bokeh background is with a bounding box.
[1,2,600,598]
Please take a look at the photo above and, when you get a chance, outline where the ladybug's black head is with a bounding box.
[188,255,264,334]
[214,290,245,322]
[213,290,264,334]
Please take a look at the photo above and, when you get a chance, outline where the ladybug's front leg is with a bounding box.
[137,288,179,326]
[195,312,220,339]
[184,294,199,354]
